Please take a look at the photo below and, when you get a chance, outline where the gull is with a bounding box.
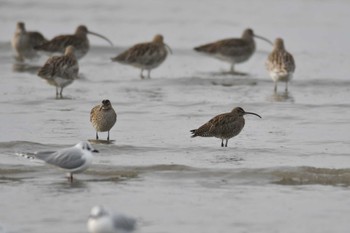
[88,205,137,233]
[19,141,98,182]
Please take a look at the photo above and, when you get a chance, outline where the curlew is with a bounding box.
[34,25,113,59]
[111,34,171,79]
[194,28,272,74]
[37,45,79,98]
[191,107,261,147]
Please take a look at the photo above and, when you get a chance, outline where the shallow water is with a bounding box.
[1,0,350,233]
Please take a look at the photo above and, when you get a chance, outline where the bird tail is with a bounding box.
[194,44,210,53]
[190,129,197,138]
[111,53,127,63]
[37,64,52,79]
[193,46,202,52]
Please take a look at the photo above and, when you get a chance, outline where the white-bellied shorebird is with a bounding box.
[194,28,272,74]
[88,206,137,233]
[34,25,113,59]
[191,107,261,147]
[90,99,117,141]
[37,45,79,98]
[11,22,48,62]
[18,141,98,182]
[266,38,295,92]
[111,34,171,79]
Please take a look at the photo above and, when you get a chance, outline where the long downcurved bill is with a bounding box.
[254,35,273,46]
[165,43,173,54]
[244,112,262,118]
[88,31,114,46]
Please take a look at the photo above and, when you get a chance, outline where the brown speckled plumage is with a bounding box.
[37,45,79,98]
[11,22,48,61]
[266,38,295,92]
[191,107,261,147]
[194,28,272,73]
[90,99,117,141]
[111,34,170,79]
[34,25,113,59]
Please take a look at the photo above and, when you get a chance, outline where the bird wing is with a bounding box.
[193,112,231,137]
[37,56,62,78]
[38,55,78,79]
[266,50,295,73]
[113,43,165,65]
[35,35,82,52]
[27,31,48,46]
[90,105,101,122]
[35,147,86,169]
[195,38,250,55]
[113,214,136,231]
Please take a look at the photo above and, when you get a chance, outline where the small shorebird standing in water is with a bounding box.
[37,45,79,98]
[111,34,171,79]
[194,28,272,74]
[18,141,98,182]
[11,22,48,62]
[190,107,261,147]
[34,25,113,59]
[266,38,296,92]
[90,100,117,141]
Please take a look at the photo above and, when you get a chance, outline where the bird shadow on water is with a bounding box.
[88,139,116,145]
[12,63,41,74]
[267,91,294,103]
[196,72,258,87]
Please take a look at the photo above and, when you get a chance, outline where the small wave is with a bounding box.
[272,166,350,186]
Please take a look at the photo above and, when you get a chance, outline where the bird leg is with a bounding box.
[59,88,63,99]
[221,139,224,147]
[230,64,235,73]
[107,131,110,141]
[56,87,59,98]
[67,173,73,183]
[225,139,228,147]
[274,82,278,92]
[140,69,145,79]
[96,132,99,140]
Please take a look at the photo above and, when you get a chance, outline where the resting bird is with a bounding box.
[191,107,261,147]
[18,141,98,182]
[194,28,272,74]
[88,205,137,233]
[111,34,172,79]
[34,25,113,59]
[11,22,48,62]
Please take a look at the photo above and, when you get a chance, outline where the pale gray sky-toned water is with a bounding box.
[0,1,350,233]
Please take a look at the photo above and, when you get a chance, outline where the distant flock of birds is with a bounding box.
[11,22,296,233]
[11,21,297,151]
